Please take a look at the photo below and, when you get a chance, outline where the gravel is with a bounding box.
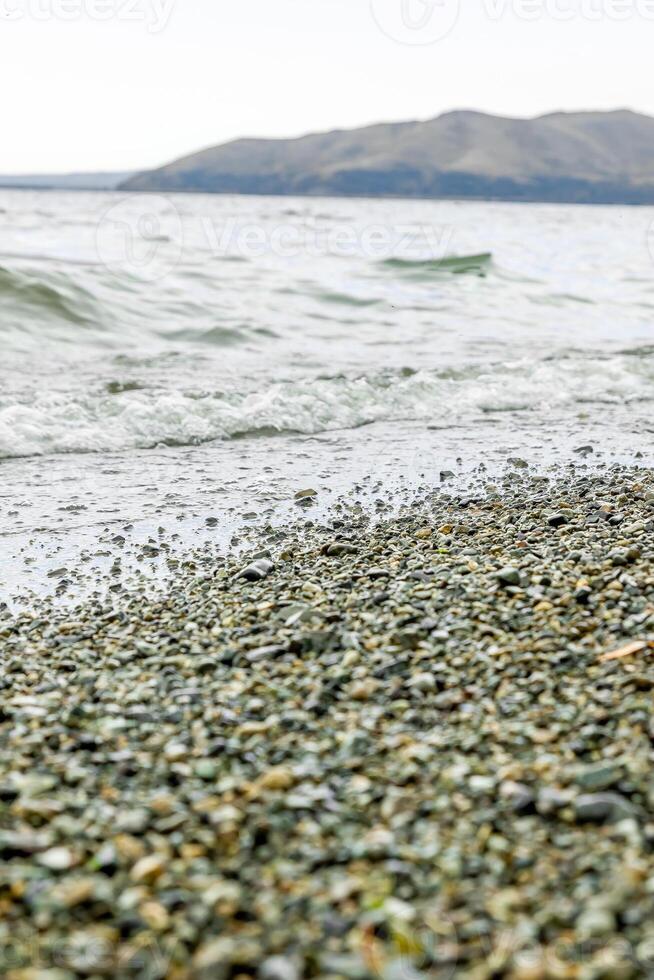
[2,466,654,977]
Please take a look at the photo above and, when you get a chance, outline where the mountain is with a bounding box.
[121,109,654,204]
[0,172,134,191]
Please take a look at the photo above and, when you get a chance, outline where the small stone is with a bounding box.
[295,488,317,501]
[325,542,358,556]
[350,679,377,701]
[407,672,436,692]
[260,956,301,980]
[573,760,624,792]
[275,603,313,625]
[164,742,188,762]
[130,854,167,885]
[257,766,295,791]
[193,938,233,975]
[236,559,275,582]
[496,566,521,586]
[193,937,260,977]
[245,643,287,663]
[547,513,569,528]
[609,548,630,566]
[576,907,616,938]
[500,781,536,813]
[116,808,151,834]
[53,877,96,908]
[574,793,634,824]
[140,900,170,930]
[464,774,494,797]
[195,760,218,781]
[37,846,79,871]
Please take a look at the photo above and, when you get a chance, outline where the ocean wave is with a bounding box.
[1,353,652,459]
[380,252,493,275]
[0,263,98,327]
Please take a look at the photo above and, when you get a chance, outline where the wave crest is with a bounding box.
[0,264,98,327]
[380,252,493,275]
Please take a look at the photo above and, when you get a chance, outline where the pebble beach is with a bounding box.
[3,464,654,979]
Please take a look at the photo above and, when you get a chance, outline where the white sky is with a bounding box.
[1,0,653,173]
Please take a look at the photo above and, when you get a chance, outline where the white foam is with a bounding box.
[1,355,652,459]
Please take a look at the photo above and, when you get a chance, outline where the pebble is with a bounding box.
[36,846,79,871]
[294,488,317,503]
[576,906,616,938]
[235,558,274,582]
[574,793,635,823]
[496,566,521,586]
[257,766,294,791]
[260,956,301,980]
[573,760,625,791]
[130,854,166,884]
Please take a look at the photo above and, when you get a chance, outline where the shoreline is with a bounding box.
[3,414,654,610]
[2,465,654,976]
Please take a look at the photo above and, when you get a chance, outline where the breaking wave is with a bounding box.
[2,353,653,459]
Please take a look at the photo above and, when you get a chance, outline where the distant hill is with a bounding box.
[121,110,654,204]
[0,172,134,191]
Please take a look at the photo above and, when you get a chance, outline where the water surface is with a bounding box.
[2,190,653,601]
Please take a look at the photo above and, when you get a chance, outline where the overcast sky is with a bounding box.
[2,0,653,173]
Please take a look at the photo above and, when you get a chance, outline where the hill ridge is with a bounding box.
[121,109,654,204]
